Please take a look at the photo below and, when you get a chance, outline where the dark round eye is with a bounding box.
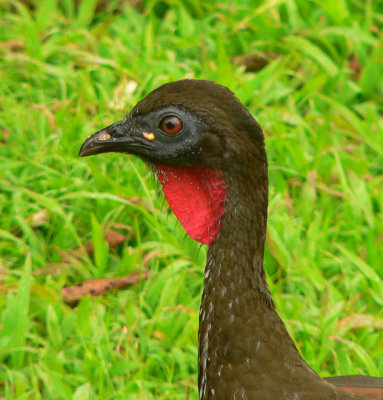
[160,115,183,135]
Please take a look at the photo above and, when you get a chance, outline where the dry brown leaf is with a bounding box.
[1,39,24,52]
[62,270,150,306]
[233,53,278,72]
[349,54,362,80]
[105,230,126,248]
[61,229,126,263]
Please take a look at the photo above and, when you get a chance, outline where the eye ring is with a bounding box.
[159,115,183,135]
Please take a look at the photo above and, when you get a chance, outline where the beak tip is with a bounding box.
[78,140,92,157]
[78,131,106,158]
[78,146,87,158]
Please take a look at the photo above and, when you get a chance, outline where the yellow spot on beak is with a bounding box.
[143,131,155,141]
[99,131,111,141]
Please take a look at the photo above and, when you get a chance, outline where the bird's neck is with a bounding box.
[198,164,322,399]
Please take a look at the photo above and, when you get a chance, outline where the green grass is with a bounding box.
[1,0,383,398]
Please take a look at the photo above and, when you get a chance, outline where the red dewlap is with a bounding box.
[155,165,226,245]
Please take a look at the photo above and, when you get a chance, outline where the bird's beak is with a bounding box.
[79,119,146,158]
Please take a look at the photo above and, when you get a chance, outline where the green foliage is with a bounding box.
[0,0,382,398]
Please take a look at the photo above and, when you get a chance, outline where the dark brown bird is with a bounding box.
[79,80,383,400]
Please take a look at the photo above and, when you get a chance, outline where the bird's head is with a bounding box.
[79,80,267,245]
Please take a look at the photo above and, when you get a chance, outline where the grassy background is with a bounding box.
[1,0,383,398]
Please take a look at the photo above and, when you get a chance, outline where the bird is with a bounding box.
[79,79,383,400]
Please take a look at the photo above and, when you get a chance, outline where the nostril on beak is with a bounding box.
[98,131,112,141]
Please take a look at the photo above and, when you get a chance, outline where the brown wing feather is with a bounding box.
[324,376,383,399]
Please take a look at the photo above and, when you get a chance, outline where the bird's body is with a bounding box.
[79,80,382,399]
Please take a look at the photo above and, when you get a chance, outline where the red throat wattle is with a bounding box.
[155,165,227,245]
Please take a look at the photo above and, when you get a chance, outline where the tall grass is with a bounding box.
[0,0,382,398]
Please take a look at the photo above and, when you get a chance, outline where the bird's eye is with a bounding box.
[160,115,183,135]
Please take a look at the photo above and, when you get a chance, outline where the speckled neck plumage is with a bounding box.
[197,144,363,400]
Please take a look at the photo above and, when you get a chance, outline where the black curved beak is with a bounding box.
[79,119,146,158]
